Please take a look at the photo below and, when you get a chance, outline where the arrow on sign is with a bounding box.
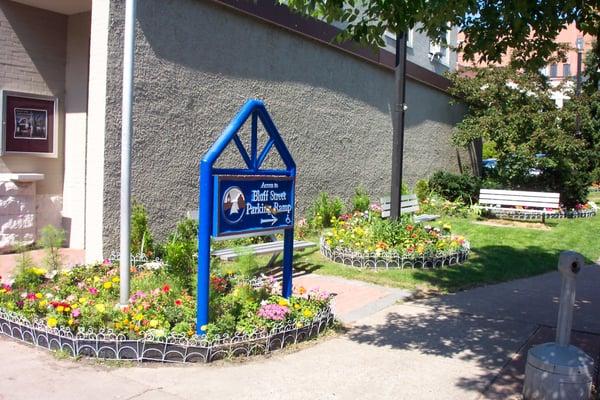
[260,214,278,226]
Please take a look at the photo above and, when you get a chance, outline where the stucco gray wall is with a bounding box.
[102,0,472,253]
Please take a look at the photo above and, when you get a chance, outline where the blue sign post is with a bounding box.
[197,99,296,334]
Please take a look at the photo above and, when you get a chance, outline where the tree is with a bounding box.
[583,40,600,184]
[448,66,596,207]
[282,0,600,216]
[283,0,600,68]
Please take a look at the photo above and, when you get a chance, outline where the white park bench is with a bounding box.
[380,194,439,223]
[478,189,560,222]
[211,235,315,261]
[186,209,316,266]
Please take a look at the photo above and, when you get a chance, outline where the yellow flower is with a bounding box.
[294,304,301,310]
[187,330,195,336]
[115,322,122,330]
[200,324,207,331]
[278,299,289,306]
[39,300,47,307]
[442,224,452,230]
[68,318,74,326]
[149,319,159,328]
[35,293,43,299]
[93,276,100,282]
[111,276,120,283]
[95,303,106,313]
[32,267,46,276]
[56,305,64,313]
[71,303,79,309]
[103,281,113,289]
[302,309,313,318]
[79,297,88,304]
[134,313,143,321]
[47,317,57,328]
[64,307,71,313]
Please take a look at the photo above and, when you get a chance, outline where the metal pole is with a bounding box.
[196,161,212,334]
[575,37,583,137]
[281,228,294,298]
[119,0,137,306]
[390,31,408,220]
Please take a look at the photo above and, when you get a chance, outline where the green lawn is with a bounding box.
[287,214,600,293]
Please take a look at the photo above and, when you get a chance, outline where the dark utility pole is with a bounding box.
[575,37,583,136]
[390,31,408,220]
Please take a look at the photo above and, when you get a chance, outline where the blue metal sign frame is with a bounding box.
[197,99,296,334]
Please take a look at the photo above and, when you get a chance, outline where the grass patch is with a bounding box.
[248,215,600,294]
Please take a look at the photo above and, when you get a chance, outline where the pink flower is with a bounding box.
[88,287,98,295]
[257,303,289,320]
[71,308,81,318]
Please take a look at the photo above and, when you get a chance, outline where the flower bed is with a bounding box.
[0,263,334,363]
[320,212,470,269]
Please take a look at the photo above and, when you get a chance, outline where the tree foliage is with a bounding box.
[283,0,600,69]
[448,66,598,206]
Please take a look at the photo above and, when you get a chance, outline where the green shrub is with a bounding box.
[414,179,430,203]
[428,171,481,204]
[131,201,154,257]
[482,141,498,159]
[351,186,370,212]
[164,218,198,289]
[12,242,35,273]
[308,192,344,230]
[39,225,65,273]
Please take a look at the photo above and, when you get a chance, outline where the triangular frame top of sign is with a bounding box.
[202,99,296,176]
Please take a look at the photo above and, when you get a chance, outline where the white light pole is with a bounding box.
[120,0,137,306]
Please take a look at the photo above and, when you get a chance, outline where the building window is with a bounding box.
[429,28,451,66]
[550,63,558,78]
[563,63,571,77]
[384,28,414,49]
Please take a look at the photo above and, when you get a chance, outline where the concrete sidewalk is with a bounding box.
[0,265,599,400]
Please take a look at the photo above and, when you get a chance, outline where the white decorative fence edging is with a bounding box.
[0,304,335,363]
[320,237,470,269]
[486,208,597,221]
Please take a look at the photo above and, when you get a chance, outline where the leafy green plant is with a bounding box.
[414,179,430,203]
[131,201,154,257]
[352,186,370,212]
[428,171,481,204]
[164,218,198,289]
[233,249,261,280]
[39,225,65,273]
[12,242,35,273]
[308,192,344,230]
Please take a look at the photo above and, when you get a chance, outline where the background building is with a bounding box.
[457,24,594,107]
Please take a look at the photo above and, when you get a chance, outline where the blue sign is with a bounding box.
[213,175,294,237]
[197,99,297,334]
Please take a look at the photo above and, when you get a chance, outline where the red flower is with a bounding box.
[175,299,182,306]
[406,225,414,231]
[162,284,170,293]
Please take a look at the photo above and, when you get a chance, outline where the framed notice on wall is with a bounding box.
[1,90,58,157]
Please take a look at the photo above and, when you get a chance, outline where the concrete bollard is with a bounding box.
[522,251,594,400]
